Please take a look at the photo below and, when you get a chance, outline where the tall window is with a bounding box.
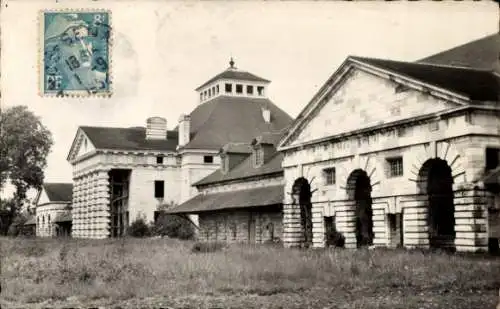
[154,180,165,198]
[257,86,264,96]
[221,156,228,173]
[216,85,219,94]
[323,167,336,185]
[236,84,243,94]
[387,157,404,178]
[204,155,214,163]
[254,147,263,167]
[486,148,500,171]
[225,83,232,93]
[247,85,254,95]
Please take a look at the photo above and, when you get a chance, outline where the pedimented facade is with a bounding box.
[278,56,500,253]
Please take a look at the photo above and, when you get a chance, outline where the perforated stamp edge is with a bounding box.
[38,8,113,98]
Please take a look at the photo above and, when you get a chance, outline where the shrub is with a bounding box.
[191,241,226,253]
[326,229,345,248]
[152,212,195,240]
[127,216,151,237]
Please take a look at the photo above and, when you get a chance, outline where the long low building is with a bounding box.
[167,133,285,244]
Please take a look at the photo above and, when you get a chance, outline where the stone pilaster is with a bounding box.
[282,202,302,248]
[402,195,429,249]
[372,206,386,247]
[453,184,489,252]
[311,205,325,248]
[335,201,356,248]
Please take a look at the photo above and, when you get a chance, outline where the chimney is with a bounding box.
[146,117,168,140]
[262,107,271,123]
[178,114,191,147]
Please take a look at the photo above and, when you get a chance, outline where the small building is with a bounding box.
[167,132,286,244]
[23,216,37,236]
[34,183,73,237]
[277,33,500,253]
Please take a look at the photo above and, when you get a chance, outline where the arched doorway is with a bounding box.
[346,169,374,247]
[418,158,455,250]
[291,177,313,248]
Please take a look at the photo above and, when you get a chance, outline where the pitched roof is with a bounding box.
[418,33,500,70]
[182,96,293,150]
[221,143,253,154]
[194,151,283,186]
[165,185,284,214]
[43,183,73,202]
[80,126,179,151]
[351,56,499,101]
[195,68,270,91]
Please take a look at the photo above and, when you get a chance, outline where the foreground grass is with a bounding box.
[1,237,499,309]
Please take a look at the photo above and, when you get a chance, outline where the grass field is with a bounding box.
[1,237,499,309]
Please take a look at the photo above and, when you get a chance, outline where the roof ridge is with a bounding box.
[349,55,493,72]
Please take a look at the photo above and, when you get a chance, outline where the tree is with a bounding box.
[0,105,53,216]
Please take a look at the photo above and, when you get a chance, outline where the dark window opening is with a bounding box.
[388,213,397,231]
[204,155,214,163]
[247,85,254,94]
[486,148,500,171]
[236,84,243,94]
[216,85,219,94]
[387,157,404,177]
[156,156,164,164]
[154,180,165,198]
[225,83,232,93]
[257,86,264,96]
[200,93,203,101]
[323,168,336,185]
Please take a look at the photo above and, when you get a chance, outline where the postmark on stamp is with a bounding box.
[40,10,112,97]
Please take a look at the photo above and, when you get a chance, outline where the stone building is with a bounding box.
[277,33,500,253]
[66,59,292,238]
[34,183,73,237]
[167,132,288,244]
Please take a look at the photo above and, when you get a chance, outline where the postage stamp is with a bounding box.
[40,9,112,97]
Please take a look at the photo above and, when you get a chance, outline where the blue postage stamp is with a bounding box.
[40,10,111,97]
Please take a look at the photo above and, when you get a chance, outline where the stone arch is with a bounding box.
[291,177,313,248]
[410,141,466,188]
[338,155,382,199]
[417,158,456,250]
[346,169,374,247]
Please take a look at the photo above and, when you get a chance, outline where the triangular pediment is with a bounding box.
[66,128,96,162]
[36,189,50,206]
[279,58,466,149]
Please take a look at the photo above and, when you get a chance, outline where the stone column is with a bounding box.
[335,201,356,249]
[71,176,83,238]
[401,195,429,249]
[453,184,489,252]
[95,169,111,239]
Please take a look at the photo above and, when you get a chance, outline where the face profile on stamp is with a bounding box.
[40,10,111,97]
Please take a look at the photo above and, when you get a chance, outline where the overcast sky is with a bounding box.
[0,0,497,197]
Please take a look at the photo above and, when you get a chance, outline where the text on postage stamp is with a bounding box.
[41,10,111,96]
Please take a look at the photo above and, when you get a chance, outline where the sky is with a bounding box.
[0,0,498,198]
